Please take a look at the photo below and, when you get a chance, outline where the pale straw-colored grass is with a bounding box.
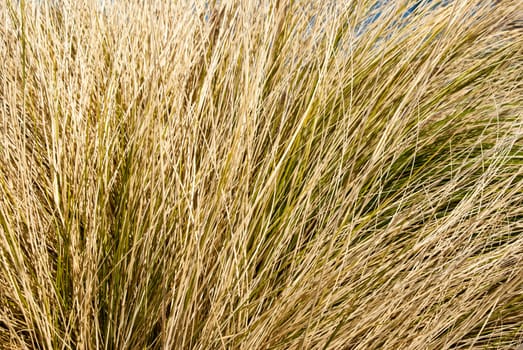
[0,0,522,349]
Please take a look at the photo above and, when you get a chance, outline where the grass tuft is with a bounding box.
[1,0,522,349]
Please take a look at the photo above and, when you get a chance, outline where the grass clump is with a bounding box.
[0,0,522,348]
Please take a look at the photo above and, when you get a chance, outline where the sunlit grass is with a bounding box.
[0,0,522,349]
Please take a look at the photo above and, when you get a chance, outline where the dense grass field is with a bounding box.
[0,0,522,349]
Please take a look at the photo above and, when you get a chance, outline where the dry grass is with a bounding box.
[0,0,522,349]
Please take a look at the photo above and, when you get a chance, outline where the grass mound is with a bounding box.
[0,0,522,348]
